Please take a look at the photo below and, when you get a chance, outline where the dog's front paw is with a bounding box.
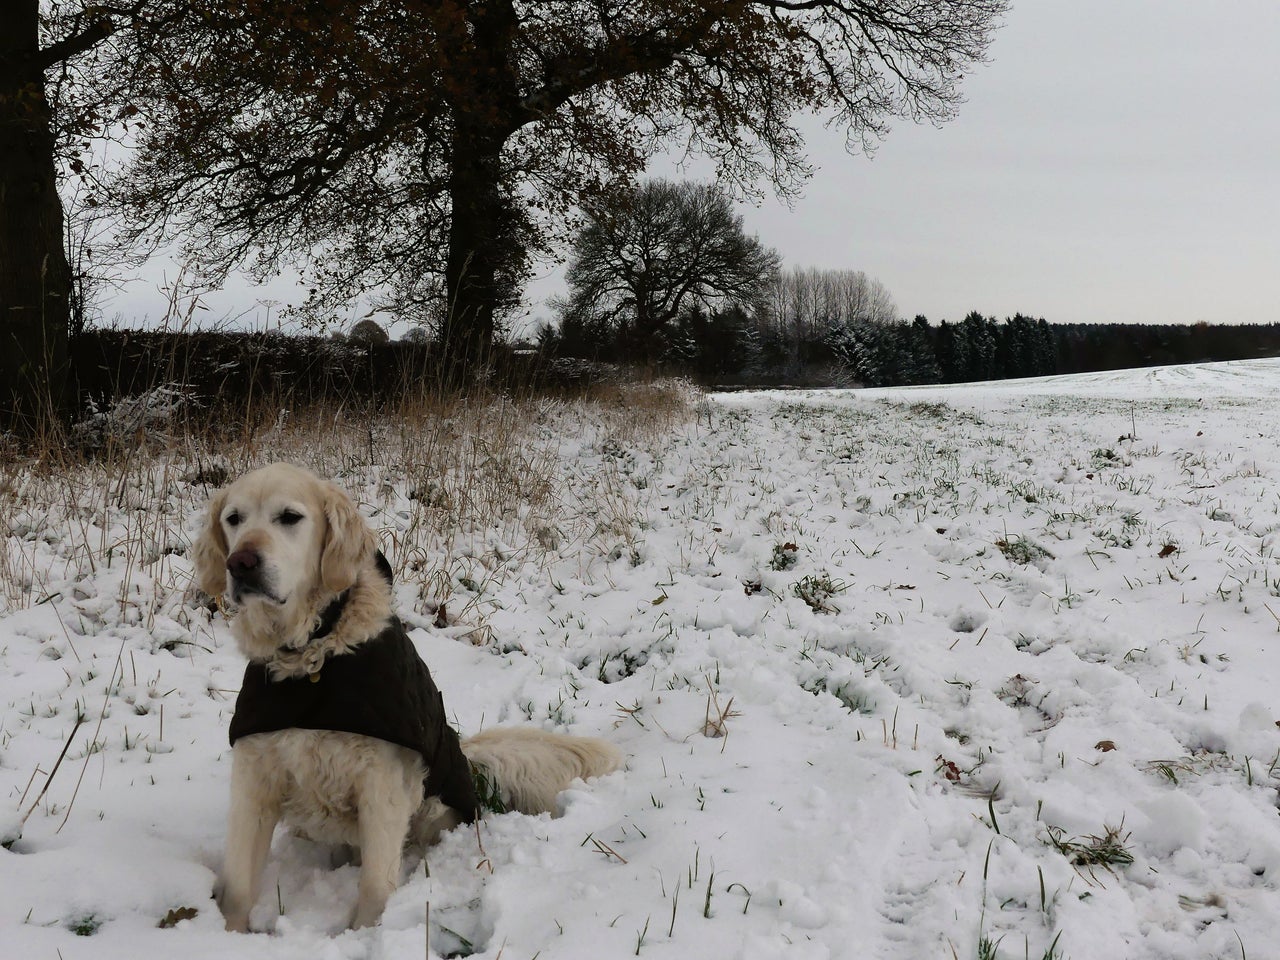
[350,892,391,930]
[350,905,383,930]
[218,892,253,933]
[223,912,251,934]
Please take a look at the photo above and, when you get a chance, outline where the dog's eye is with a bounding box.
[225,511,242,528]
[277,509,304,526]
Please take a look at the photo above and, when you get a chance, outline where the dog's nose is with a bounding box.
[226,549,260,582]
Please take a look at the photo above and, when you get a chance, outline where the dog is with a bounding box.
[192,462,621,932]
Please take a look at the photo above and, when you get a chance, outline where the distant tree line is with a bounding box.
[806,310,1275,387]
[532,179,1280,386]
[544,262,1280,387]
[539,180,1280,386]
[846,315,1280,386]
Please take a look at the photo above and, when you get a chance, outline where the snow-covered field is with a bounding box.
[4,360,1280,959]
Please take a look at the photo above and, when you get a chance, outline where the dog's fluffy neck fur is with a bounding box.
[230,560,393,681]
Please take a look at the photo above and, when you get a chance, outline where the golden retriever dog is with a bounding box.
[193,462,621,932]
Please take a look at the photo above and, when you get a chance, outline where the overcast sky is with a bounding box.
[110,1,1280,332]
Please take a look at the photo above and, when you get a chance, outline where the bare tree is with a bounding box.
[761,266,898,364]
[561,180,779,358]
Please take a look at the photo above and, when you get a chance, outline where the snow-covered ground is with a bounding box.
[5,359,1280,959]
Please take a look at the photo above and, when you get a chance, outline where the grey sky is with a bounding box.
[657,0,1280,328]
[110,2,1280,332]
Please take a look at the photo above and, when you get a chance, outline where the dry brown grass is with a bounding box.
[0,378,696,639]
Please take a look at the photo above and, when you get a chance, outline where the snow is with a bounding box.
[5,358,1280,958]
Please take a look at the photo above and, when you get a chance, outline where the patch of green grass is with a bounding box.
[67,913,104,936]
[801,676,876,714]
[995,536,1054,566]
[1045,822,1133,871]
[792,572,847,613]
[470,762,507,815]
[1090,447,1121,468]
[769,542,799,571]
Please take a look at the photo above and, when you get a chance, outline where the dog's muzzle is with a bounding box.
[226,548,282,603]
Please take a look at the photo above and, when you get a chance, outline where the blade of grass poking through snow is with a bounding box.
[17,715,85,836]
[727,883,752,915]
[634,915,649,956]
[58,639,126,834]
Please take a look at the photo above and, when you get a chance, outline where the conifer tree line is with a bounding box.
[545,279,1280,389]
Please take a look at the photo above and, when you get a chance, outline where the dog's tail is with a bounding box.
[462,727,622,816]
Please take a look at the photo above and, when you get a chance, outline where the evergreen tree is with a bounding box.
[934,319,959,382]
[902,315,941,384]
[1032,318,1058,375]
[828,320,897,386]
[960,311,996,381]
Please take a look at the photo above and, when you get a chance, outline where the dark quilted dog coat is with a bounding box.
[228,565,478,823]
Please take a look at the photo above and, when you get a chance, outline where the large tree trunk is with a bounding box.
[436,2,526,389]
[440,129,506,388]
[0,0,71,434]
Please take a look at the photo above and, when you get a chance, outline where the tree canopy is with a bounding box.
[83,0,1006,379]
[560,179,779,358]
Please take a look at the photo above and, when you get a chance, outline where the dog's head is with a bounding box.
[193,463,375,616]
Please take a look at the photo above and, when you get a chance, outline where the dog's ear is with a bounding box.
[192,488,230,599]
[320,481,375,594]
